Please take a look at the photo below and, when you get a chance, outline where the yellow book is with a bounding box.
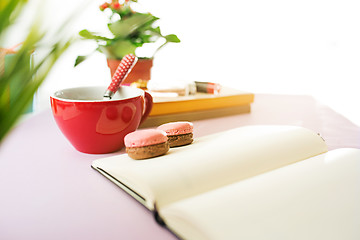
[140,105,250,128]
[149,87,254,116]
[141,87,254,127]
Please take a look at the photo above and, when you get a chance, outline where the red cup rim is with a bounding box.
[51,85,144,103]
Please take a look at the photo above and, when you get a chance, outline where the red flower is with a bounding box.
[99,3,109,10]
[111,2,121,10]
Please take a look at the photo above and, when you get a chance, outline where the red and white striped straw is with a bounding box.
[103,54,138,99]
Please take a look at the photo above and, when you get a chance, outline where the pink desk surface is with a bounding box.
[1,94,359,239]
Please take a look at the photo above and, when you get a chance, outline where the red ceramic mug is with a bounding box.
[50,86,153,154]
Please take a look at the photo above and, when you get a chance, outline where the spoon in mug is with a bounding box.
[103,54,138,100]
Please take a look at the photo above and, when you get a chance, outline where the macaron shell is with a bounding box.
[167,133,193,147]
[157,121,193,136]
[126,141,170,160]
[124,129,168,147]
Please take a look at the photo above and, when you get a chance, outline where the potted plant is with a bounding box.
[75,0,180,85]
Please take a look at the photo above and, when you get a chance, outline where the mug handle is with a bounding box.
[139,91,153,125]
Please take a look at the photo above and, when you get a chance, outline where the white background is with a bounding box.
[5,0,360,125]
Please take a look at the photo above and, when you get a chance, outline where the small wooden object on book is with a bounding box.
[141,87,254,127]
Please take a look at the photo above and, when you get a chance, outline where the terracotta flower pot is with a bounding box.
[107,58,153,85]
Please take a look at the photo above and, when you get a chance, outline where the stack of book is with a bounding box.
[141,87,254,127]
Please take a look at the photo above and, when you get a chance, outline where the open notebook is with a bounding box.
[92,125,360,240]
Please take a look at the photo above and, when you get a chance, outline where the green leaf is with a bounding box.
[79,29,111,41]
[151,34,181,57]
[165,34,181,43]
[0,0,26,34]
[139,34,155,43]
[74,55,87,67]
[108,13,158,38]
[0,0,73,142]
[99,40,137,59]
[150,26,162,35]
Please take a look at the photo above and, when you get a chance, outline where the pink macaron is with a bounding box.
[124,129,169,160]
[157,121,194,147]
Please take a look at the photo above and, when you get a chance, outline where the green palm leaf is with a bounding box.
[0,0,73,143]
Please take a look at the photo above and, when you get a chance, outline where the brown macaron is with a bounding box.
[124,129,169,160]
[157,121,194,147]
